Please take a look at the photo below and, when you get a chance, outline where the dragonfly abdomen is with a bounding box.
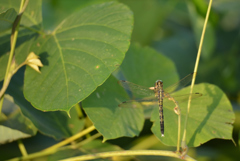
[155,80,164,137]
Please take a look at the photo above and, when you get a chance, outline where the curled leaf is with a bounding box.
[25,52,43,73]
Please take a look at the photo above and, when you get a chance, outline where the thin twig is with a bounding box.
[181,0,213,153]
[43,125,96,152]
[0,0,29,112]
[59,150,196,161]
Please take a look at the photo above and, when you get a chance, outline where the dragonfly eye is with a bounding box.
[155,80,163,84]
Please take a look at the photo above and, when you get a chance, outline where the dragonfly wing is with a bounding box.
[164,73,194,94]
[118,80,155,96]
[164,92,202,104]
[118,97,157,108]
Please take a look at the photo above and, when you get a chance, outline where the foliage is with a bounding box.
[0,0,239,160]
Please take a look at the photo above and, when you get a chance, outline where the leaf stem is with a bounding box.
[43,125,96,152]
[75,102,84,118]
[177,107,181,153]
[181,0,212,151]
[59,150,196,161]
[17,140,28,156]
[74,132,102,147]
[0,0,29,113]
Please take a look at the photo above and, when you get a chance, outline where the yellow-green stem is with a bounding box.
[75,132,102,147]
[176,108,181,153]
[7,150,54,161]
[181,0,213,149]
[0,0,27,113]
[75,102,84,118]
[59,150,196,161]
[17,140,28,156]
[7,131,100,161]
[43,125,96,152]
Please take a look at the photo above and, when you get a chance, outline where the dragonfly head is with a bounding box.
[155,80,163,87]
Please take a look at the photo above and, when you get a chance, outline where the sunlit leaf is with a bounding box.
[23,1,133,112]
[83,75,144,141]
[151,83,235,147]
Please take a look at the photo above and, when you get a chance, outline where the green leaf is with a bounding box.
[83,75,144,141]
[42,0,113,30]
[0,95,37,144]
[6,69,85,140]
[23,1,133,112]
[0,8,17,33]
[115,43,179,87]
[151,83,235,147]
[153,31,198,77]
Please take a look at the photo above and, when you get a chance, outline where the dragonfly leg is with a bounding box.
[168,97,180,115]
[174,106,180,115]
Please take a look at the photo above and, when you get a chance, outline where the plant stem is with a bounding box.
[177,107,181,153]
[75,102,84,118]
[59,150,196,161]
[181,0,213,150]
[75,132,102,147]
[0,0,29,113]
[43,125,96,152]
[7,150,54,161]
[7,130,101,161]
[17,140,28,156]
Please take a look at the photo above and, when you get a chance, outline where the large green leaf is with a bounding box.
[42,0,113,30]
[23,1,133,112]
[83,75,144,141]
[151,83,235,147]
[0,95,37,144]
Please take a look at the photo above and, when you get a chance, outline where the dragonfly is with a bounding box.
[118,73,202,137]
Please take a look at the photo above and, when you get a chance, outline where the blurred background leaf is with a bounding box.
[6,69,85,140]
[0,94,37,144]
